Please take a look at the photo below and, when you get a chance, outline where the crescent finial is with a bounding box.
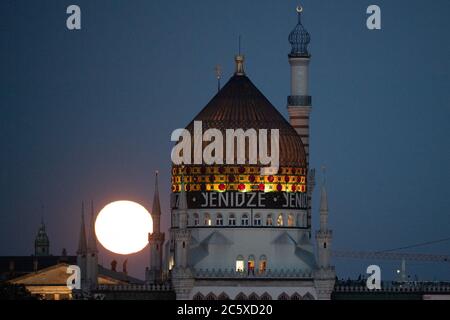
[296,5,303,13]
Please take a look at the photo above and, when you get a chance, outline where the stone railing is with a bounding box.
[287,95,312,106]
[96,283,172,292]
[334,281,450,293]
[194,268,312,279]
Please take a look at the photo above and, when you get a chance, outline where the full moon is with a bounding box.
[95,200,153,255]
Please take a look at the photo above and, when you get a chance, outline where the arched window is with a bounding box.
[278,292,289,300]
[204,213,211,226]
[216,214,223,226]
[260,292,272,300]
[254,214,261,226]
[193,293,204,300]
[266,214,273,226]
[259,255,267,274]
[277,213,284,226]
[241,214,249,226]
[228,214,236,226]
[205,293,216,300]
[235,292,247,300]
[288,213,294,227]
[291,292,302,300]
[193,213,199,226]
[248,292,259,300]
[235,255,244,272]
[247,255,255,275]
[218,292,230,300]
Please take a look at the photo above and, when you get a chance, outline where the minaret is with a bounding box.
[316,168,331,268]
[288,5,315,230]
[287,5,312,163]
[34,215,50,256]
[171,171,194,299]
[86,200,98,289]
[176,174,189,266]
[76,202,87,288]
[147,171,166,284]
[314,167,335,300]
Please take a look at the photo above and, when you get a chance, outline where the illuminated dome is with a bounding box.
[187,74,306,167]
[172,68,307,197]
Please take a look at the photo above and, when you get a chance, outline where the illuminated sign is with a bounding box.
[171,191,307,210]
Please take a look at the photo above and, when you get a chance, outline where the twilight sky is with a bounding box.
[1,0,449,280]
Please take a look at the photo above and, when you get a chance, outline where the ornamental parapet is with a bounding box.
[194,268,312,279]
[334,281,450,293]
[96,283,172,292]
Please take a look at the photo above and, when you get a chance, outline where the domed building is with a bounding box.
[157,7,336,300]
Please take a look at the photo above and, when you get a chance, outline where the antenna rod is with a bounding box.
[238,35,241,55]
[215,65,222,92]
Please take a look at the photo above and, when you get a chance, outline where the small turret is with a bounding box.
[76,202,87,288]
[314,167,335,299]
[34,217,50,256]
[86,200,98,289]
[147,171,166,284]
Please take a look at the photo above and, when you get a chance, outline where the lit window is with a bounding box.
[169,256,174,270]
[204,213,211,226]
[236,255,244,272]
[254,214,261,226]
[248,255,255,275]
[241,214,249,226]
[277,213,284,226]
[216,214,223,226]
[194,213,199,226]
[266,214,273,226]
[259,255,267,273]
[288,213,294,227]
[228,214,236,226]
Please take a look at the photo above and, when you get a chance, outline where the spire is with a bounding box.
[215,65,222,92]
[319,166,328,230]
[34,210,49,256]
[152,171,161,216]
[40,204,45,229]
[234,35,245,76]
[87,200,98,253]
[178,171,188,211]
[320,183,328,212]
[288,5,311,57]
[77,201,87,255]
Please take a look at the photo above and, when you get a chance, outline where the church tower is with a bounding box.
[34,218,50,256]
[147,171,166,284]
[314,168,335,299]
[171,174,194,299]
[86,201,99,289]
[76,202,88,288]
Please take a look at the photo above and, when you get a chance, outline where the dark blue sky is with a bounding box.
[1,0,449,280]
